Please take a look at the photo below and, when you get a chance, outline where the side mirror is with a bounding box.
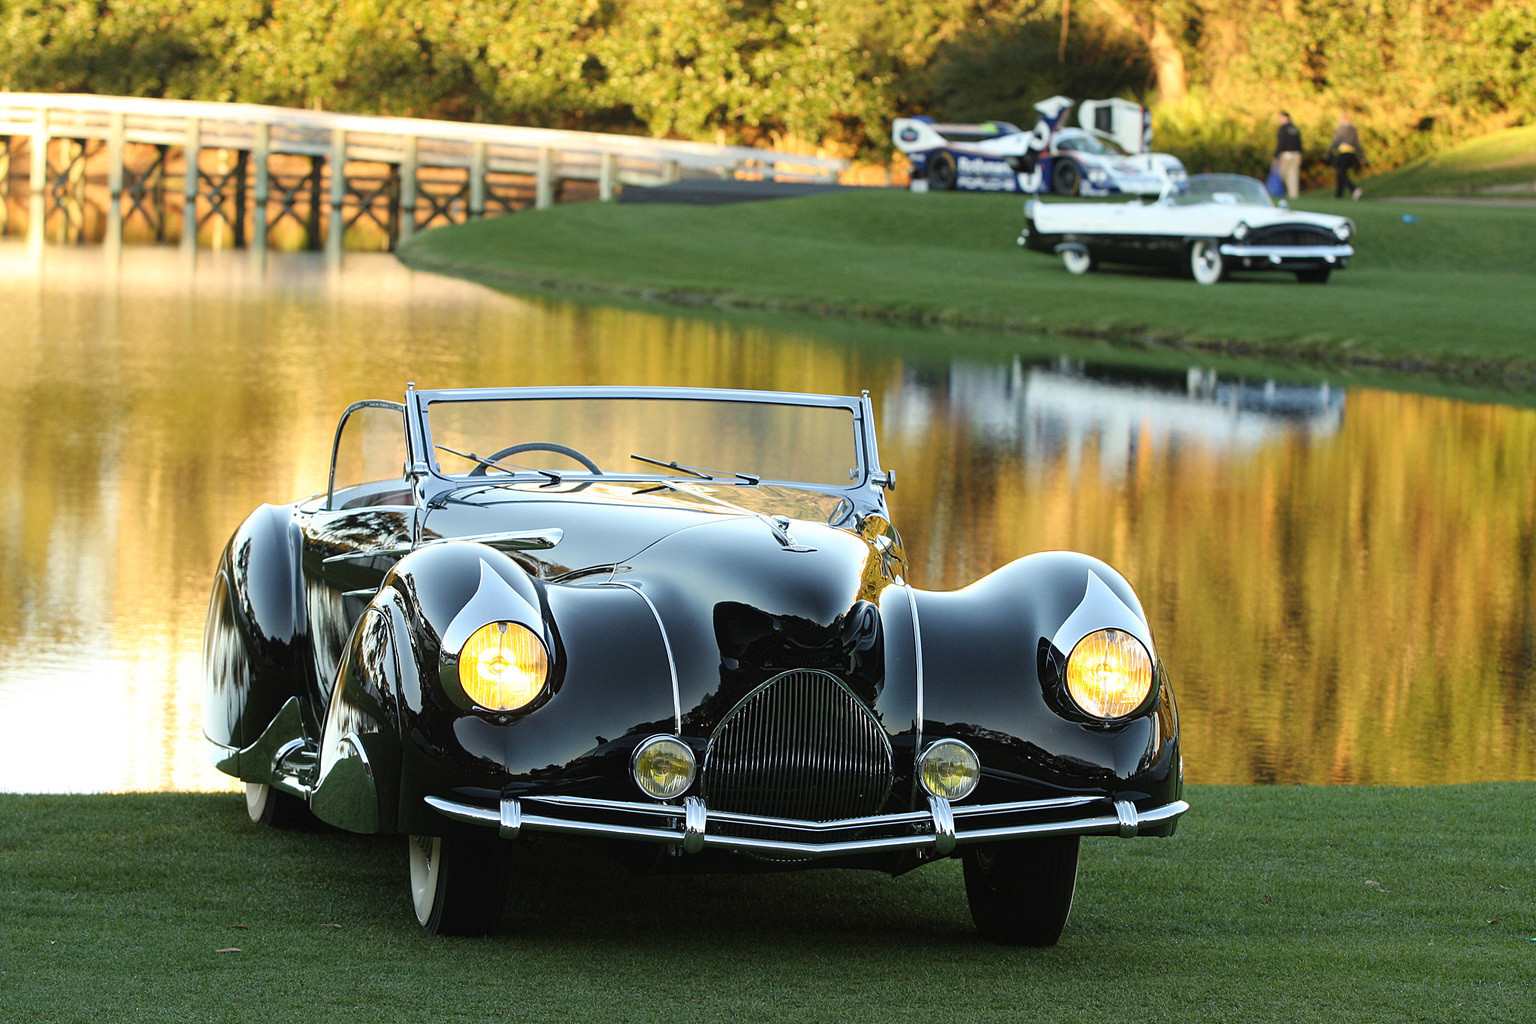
[1278,199,1290,209]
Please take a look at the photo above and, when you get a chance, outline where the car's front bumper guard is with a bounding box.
[425,792,1189,859]
[1218,242,1354,264]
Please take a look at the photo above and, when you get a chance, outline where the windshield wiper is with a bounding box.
[435,444,562,484]
[637,478,813,552]
[630,453,760,485]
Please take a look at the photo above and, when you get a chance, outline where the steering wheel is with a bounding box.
[468,441,603,478]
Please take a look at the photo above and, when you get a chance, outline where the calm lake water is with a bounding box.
[2,241,1532,792]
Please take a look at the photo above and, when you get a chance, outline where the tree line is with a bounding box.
[2,1,1532,178]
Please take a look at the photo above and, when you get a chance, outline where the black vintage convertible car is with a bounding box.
[203,385,1185,944]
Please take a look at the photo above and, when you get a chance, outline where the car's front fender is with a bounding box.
[913,551,1179,804]
[313,542,680,834]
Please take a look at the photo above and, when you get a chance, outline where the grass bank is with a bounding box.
[397,189,1536,394]
[2,786,1532,1023]
[1364,124,1536,197]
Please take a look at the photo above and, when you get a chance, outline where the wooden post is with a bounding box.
[252,123,270,263]
[181,118,201,251]
[398,134,417,244]
[0,136,10,236]
[535,147,555,210]
[327,126,345,263]
[105,112,125,260]
[305,155,323,250]
[599,151,617,201]
[28,110,48,254]
[469,140,486,220]
[233,149,249,248]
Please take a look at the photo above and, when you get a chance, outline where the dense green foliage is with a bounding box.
[3,1,1533,177]
[397,188,1536,394]
[2,786,1532,1022]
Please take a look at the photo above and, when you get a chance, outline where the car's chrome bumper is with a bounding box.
[425,791,1189,859]
[1218,243,1354,262]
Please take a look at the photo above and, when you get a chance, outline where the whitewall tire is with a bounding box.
[1061,248,1094,275]
[1190,240,1225,285]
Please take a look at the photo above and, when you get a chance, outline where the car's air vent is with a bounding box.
[703,669,893,822]
[1250,226,1336,246]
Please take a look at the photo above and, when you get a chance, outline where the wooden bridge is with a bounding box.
[0,93,847,260]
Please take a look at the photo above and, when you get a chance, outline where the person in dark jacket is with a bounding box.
[1328,114,1366,200]
[1275,111,1303,199]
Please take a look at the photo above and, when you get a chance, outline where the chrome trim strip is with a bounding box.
[903,583,925,750]
[602,581,683,733]
[425,794,1191,859]
[322,528,564,564]
[1218,243,1353,258]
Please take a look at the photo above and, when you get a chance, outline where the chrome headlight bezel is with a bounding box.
[1062,628,1156,722]
[1233,221,1251,241]
[917,739,981,802]
[1334,220,1354,241]
[631,735,697,800]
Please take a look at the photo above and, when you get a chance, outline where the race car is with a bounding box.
[893,96,1186,198]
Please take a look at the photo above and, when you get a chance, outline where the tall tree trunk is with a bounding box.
[1090,0,1188,104]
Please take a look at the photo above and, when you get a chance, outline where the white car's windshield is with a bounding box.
[1172,174,1273,207]
[1058,132,1126,157]
[425,395,862,489]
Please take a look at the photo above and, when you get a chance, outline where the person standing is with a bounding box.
[1275,111,1303,199]
[1328,113,1366,200]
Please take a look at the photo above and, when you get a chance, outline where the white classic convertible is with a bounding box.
[1020,174,1355,284]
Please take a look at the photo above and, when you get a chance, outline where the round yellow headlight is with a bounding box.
[1065,628,1153,719]
[631,735,696,800]
[918,739,980,801]
[457,621,549,712]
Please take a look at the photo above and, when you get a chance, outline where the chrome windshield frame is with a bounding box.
[403,384,890,515]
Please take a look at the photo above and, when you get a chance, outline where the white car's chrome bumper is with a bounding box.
[1219,243,1354,262]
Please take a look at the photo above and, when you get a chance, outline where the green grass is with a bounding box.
[3,786,1532,1023]
[1364,124,1536,197]
[397,189,1536,392]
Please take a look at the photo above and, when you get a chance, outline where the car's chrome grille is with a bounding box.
[703,669,893,822]
[1250,227,1336,246]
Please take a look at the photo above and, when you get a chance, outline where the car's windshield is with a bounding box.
[425,395,862,490]
[1171,174,1272,207]
[1058,133,1125,156]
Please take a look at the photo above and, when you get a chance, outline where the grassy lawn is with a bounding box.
[397,188,1536,393]
[1364,124,1536,197]
[2,786,1532,1023]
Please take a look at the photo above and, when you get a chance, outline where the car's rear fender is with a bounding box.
[912,551,1180,804]
[203,502,313,765]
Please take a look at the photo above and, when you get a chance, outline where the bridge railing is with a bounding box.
[0,93,848,256]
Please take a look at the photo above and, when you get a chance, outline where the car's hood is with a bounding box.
[419,482,857,581]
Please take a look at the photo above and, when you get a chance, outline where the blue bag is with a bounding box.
[1265,162,1285,197]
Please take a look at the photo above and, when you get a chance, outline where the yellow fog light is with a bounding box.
[1065,628,1153,719]
[631,735,696,800]
[457,621,549,712]
[918,739,980,801]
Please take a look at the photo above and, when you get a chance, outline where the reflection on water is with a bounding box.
[2,242,1532,791]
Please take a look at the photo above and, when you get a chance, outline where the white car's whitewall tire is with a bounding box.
[1062,248,1094,275]
[1190,240,1225,285]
